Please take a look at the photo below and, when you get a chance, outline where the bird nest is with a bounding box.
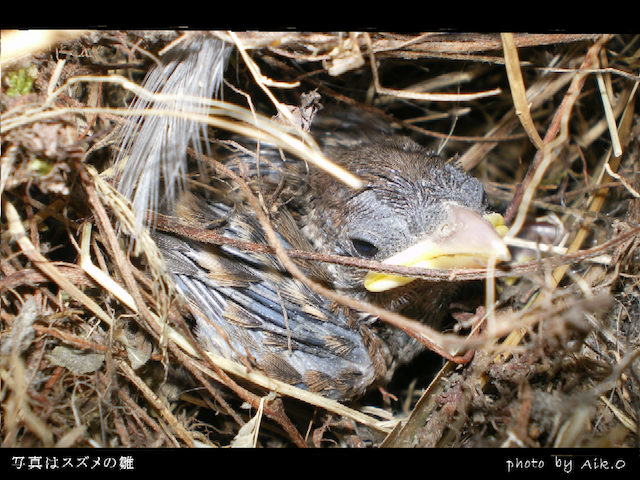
[2,31,639,449]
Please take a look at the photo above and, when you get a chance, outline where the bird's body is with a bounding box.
[110,36,510,401]
[153,110,510,401]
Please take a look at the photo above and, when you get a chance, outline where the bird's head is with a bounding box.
[304,136,511,293]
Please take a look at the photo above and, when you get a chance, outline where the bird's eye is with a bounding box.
[351,239,379,258]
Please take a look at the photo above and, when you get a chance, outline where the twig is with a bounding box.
[3,198,114,327]
[196,351,392,435]
[363,33,502,103]
[117,359,194,447]
[605,164,640,198]
[505,35,609,224]
[457,69,575,171]
[1,72,363,190]
[501,33,545,150]
[77,159,163,338]
[155,203,638,283]
[492,36,610,357]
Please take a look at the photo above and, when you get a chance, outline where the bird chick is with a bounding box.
[154,111,510,401]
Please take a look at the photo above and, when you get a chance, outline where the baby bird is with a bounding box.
[153,108,510,401]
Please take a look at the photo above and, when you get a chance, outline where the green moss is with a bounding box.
[5,65,38,97]
[28,158,54,175]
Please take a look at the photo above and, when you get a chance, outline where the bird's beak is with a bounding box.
[364,205,511,292]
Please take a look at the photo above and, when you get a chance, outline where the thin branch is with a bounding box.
[501,33,545,150]
[363,33,502,103]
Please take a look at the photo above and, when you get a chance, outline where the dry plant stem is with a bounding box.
[195,349,393,435]
[492,37,623,362]
[3,199,114,326]
[501,33,545,150]
[33,325,111,354]
[117,359,193,447]
[80,223,138,313]
[111,396,133,447]
[605,163,640,198]
[505,35,609,224]
[381,361,456,447]
[117,388,178,447]
[228,31,299,124]
[458,71,574,171]
[599,396,637,433]
[76,159,161,336]
[1,72,362,190]
[263,33,600,63]
[596,72,623,158]
[595,51,623,158]
[363,33,502,102]
[548,79,637,288]
[46,59,66,97]
[1,350,55,447]
[377,33,601,57]
[495,37,608,327]
[0,264,95,291]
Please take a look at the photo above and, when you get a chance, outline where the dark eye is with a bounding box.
[351,239,379,258]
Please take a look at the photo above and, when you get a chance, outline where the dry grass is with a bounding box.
[1,31,639,448]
